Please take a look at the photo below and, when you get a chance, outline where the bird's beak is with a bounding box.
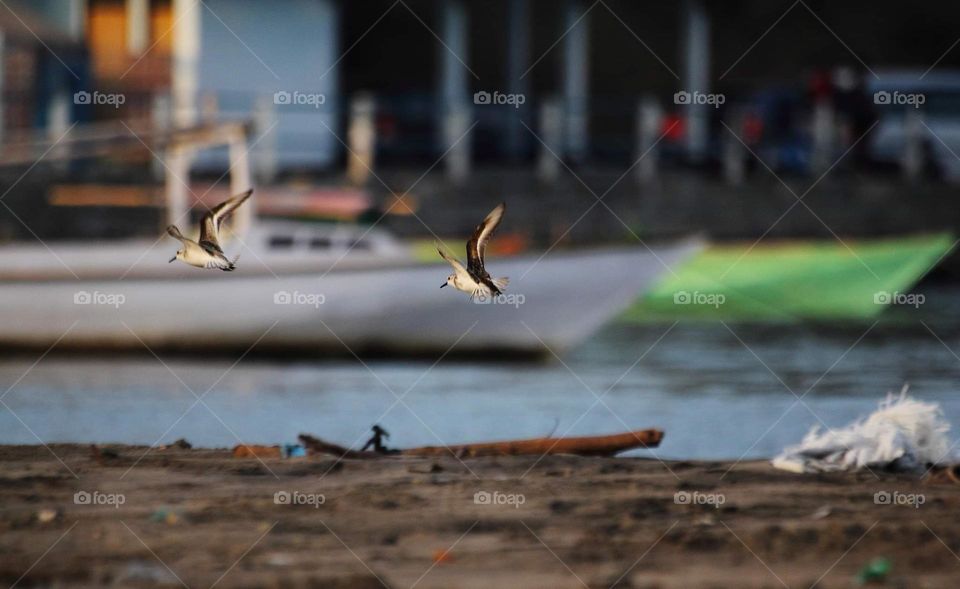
[168,256,177,263]
[440,283,446,288]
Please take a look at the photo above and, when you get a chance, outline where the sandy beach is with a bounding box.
[2,444,958,588]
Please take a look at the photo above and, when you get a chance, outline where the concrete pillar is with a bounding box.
[317,0,341,169]
[505,0,530,160]
[200,91,219,124]
[680,0,710,162]
[437,0,471,180]
[722,108,746,185]
[47,92,71,171]
[253,94,278,184]
[901,109,924,182]
[347,93,376,187]
[172,0,201,128]
[0,31,5,146]
[71,0,86,39]
[537,97,563,183]
[25,1,85,39]
[165,146,191,229]
[151,93,172,180]
[635,96,662,184]
[562,0,590,163]
[810,101,835,175]
[126,0,150,54]
[228,126,253,238]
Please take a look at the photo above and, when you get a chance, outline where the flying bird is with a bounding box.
[438,202,508,300]
[166,189,252,271]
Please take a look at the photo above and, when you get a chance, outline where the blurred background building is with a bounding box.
[3,0,960,247]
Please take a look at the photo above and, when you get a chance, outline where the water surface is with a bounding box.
[3,288,959,460]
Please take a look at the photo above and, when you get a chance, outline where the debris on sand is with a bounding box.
[35,508,60,524]
[149,508,183,525]
[855,556,892,585]
[233,445,283,459]
[90,444,120,465]
[925,463,960,485]
[284,444,307,457]
[160,438,192,450]
[773,388,951,474]
[432,548,455,565]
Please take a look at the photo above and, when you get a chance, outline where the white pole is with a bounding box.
[48,92,71,172]
[151,93,172,180]
[165,146,191,230]
[317,0,340,169]
[444,104,471,183]
[901,109,924,182]
[537,97,563,183]
[681,0,710,163]
[228,126,253,238]
[636,96,662,184]
[66,0,86,41]
[562,0,590,163]
[810,101,835,174]
[347,93,376,187]
[126,0,149,54]
[722,108,746,185]
[253,95,278,184]
[505,0,530,160]
[172,0,201,128]
[437,0,471,181]
[0,31,5,146]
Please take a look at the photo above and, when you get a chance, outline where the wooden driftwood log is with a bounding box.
[298,434,380,459]
[401,429,664,458]
[291,429,663,459]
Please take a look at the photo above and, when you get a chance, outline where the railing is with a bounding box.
[0,118,254,236]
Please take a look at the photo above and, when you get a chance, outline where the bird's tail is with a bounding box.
[491,277,509,292]
[222,253,241,272]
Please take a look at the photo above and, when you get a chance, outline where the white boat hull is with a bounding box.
[0,241,700,356]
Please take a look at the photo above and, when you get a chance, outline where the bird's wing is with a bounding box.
[166,225,187,242]
[466,202,505,274]
[437,242,467,274]
[199,189,253,247]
